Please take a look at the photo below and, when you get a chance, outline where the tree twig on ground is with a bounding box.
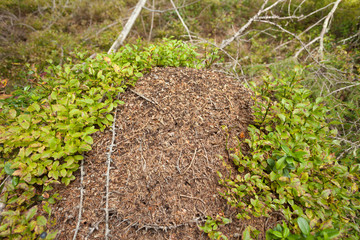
[72,156,85,240]
[104,100,120,240]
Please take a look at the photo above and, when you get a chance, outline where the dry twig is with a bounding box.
[72,157,85,240]
[169,0,192,42]
[104,101,120,239]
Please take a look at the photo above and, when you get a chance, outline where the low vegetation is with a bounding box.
[0,0,359,239]
[0,39,202,238]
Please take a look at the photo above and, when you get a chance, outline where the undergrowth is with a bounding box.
[0,38,202,239]
[208,67,360,239]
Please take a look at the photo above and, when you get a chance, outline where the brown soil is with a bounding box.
[49,67,276,239]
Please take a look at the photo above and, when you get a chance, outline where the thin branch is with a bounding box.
[182,148,197,174]
[220,0,287,49]
[83,20,121,42]
[339,30,360,44]
[104,100,120,240]
[298,1,335,21]
[108,0,147,54]
[142,0,201,13]
[148,0,155,41]
[169,0,192,42]
[325,83,360,98]
[72,157,85,240]
[319,0,342,59]
[256,19,314,58]
[219,0,269,49]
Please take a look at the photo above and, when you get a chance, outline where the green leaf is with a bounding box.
[9,109,17,119]
[37,215,47,226]
[69,109,81,117]
[281,145,293,157]
[106,103,114,112]
[60,169,67,177]
[26,206,38,221]
[4,162,15,175]
[12,176,19,187]
[84,135,93,144]
[49,137,57,150]
[242,227,252,240]
[18,114,31,129]
[106,114,114,122]
[79,143,92,152]
[297,217,310,236]
[271,230,283,238]
[84,98,94,104]
[275,156,287,171]
[267,158,275,168]
[277,113,286,122]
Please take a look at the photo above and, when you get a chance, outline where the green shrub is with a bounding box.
[217,67,360,239]
[0,38,202,239]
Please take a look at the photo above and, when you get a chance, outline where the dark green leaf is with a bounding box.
[297,217,310,235]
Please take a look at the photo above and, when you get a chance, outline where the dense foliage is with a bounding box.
[0,0,359,239]
[217,68,359,239]
[0,39,201,239]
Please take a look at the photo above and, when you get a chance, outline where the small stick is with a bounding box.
[130,89,178,124]
[130,89,157,105]
[182,148,197,174]
[180,194,206,205]
[72,156,85,240]
[176,150,183,174]
[104,97,120,240]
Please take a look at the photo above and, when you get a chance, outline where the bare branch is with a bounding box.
[298,1,335,21]
[319,0,342,59]
[148,0,155,41]
[104,101,120,240]
[325,83,360,97]
[142,0,201,13]
[339,30,360,44]
[83,20,121,42]
[219,0,287,49]
[169,0,192,42]
[108,0,147,54]
[72,157,85,240]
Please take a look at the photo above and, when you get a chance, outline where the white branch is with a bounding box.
[72,157,85,240]
[142,0,201,13]
[104,100,120,239]
[219,0,287,49]
[108,0,147,54]
[148,0,155,41]
[325,83,360,97]
[319,0,342,59]
[298,1,335,21]
[339,30,360,44]
[169,0,192,42]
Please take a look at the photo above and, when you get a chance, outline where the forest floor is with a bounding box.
[46,67,279,239]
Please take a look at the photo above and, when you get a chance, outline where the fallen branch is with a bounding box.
[104,101,120,240]
[108,0,147,54]
[72,156,85,240]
